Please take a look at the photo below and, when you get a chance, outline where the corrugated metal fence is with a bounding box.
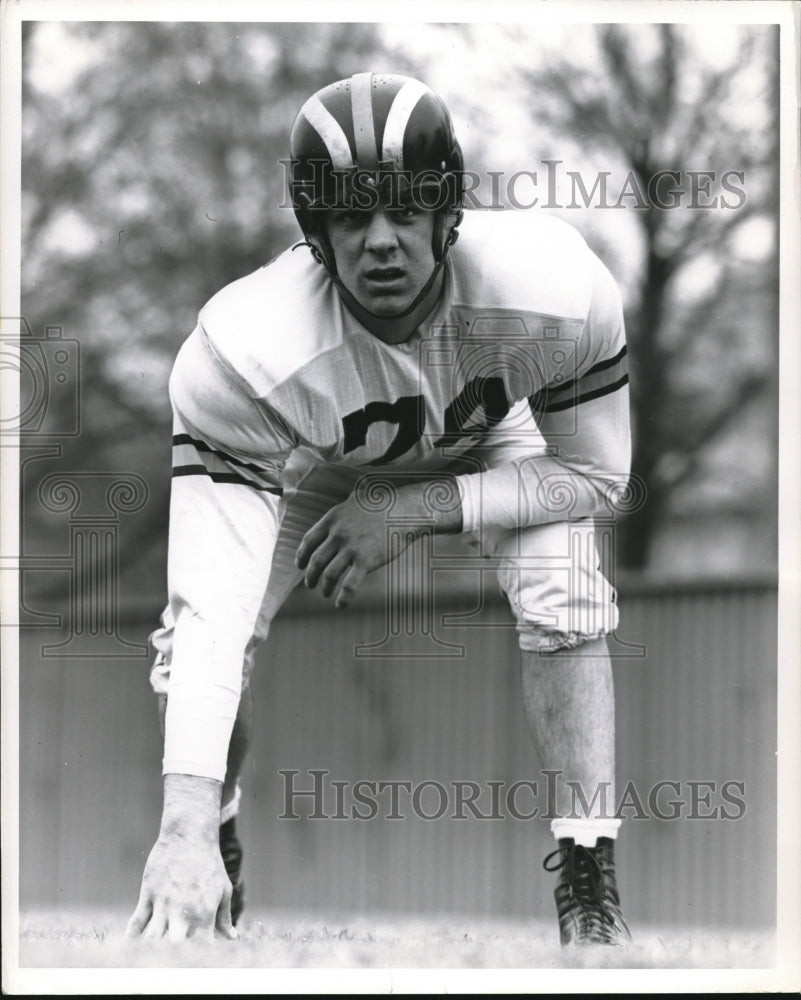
[19,574,777,931]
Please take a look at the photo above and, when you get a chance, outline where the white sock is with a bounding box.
[550,817,621,847]
[220,784,241,825]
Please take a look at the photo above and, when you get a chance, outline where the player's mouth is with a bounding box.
[364,267,406,286]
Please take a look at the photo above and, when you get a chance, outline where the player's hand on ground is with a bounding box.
[296,485,420,609]
[125,829,237,943]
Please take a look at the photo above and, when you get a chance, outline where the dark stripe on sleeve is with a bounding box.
[172,464,283,495]
[172,433,267,475]
[585,343,627,376]
[536,344,629,404]
[530,345,628,417]
[539,373,629,414]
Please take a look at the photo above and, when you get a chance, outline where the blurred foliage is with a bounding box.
[20,21,778,600]
[511,24,779,568]
[21,22,394,598]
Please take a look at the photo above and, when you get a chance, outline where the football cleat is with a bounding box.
[543,837,631,946]
[219,817,245,926]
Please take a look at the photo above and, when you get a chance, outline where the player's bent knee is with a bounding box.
[516,624,614,655]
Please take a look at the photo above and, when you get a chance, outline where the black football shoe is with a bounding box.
[219,817,245,926]
[543,837,631,946]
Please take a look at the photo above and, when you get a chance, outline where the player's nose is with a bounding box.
[363,209,399,254]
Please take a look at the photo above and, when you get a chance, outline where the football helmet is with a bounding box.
[289,72,464,277]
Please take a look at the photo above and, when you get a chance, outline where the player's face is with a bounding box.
[325,203,437,317]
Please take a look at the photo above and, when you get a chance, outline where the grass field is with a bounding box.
[15,909,776,971]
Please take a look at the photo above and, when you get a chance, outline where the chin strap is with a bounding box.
[292,239,324,265]
[332,255,449,343]
[296,212,460,340]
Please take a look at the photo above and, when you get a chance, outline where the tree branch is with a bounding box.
[674,371,771,471]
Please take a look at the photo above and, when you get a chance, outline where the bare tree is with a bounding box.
[20,22,392,604]
[19,23,779,589]
[517,24,779,568]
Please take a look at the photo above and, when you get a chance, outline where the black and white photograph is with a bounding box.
[2,1,799,994]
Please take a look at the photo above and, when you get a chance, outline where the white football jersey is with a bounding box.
[170,209,627,489]
[162,209,631,781]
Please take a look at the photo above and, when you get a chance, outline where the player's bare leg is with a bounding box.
[520,637,615,817]
[157,686,252,925]
[520,637,631,945]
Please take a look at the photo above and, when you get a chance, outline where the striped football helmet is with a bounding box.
[289,72,464,276]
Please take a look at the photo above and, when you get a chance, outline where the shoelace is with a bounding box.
[543,842,605,906]
[543,842,628,944]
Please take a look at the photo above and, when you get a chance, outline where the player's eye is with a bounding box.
[330,208,368,226]
[389,204,420,221]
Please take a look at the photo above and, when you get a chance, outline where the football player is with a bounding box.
[127,72,632,947]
